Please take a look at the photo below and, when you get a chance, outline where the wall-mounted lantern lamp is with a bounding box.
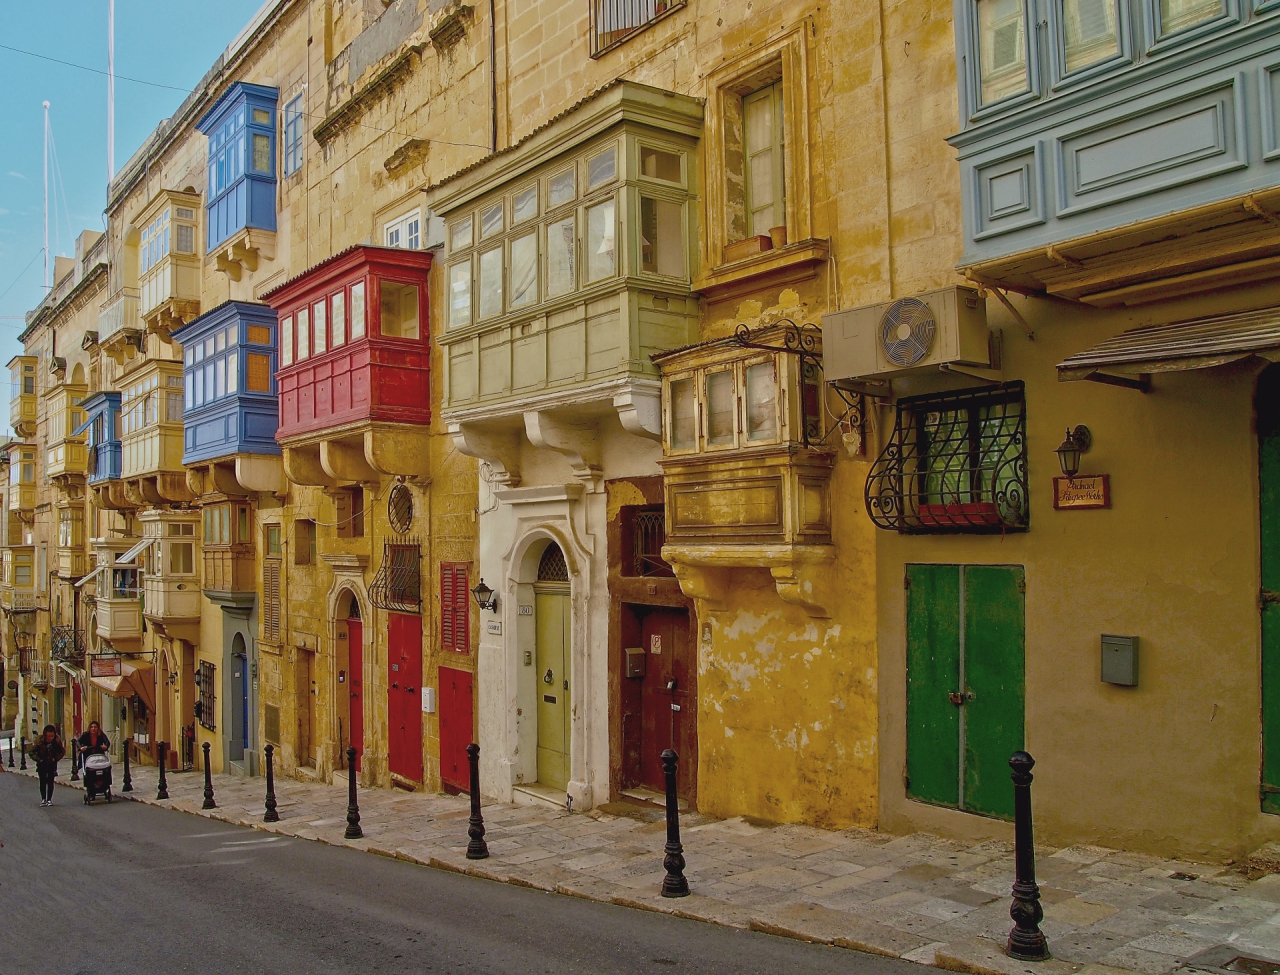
[1054,425,1092,480]
[471,578,498,613]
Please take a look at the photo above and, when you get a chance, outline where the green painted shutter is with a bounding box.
[906,564,961,807]
[1258,367,1280,813]
[962,565,1025,820]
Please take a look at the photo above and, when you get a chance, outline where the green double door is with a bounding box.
[906,564,1025,819]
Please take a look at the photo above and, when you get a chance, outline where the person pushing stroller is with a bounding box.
[78,722,113,803]
[29,725,65,807]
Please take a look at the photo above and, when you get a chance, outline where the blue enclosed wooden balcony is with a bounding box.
[78,391,123,487]
[951,2,1280,306]
[172,301,281,470]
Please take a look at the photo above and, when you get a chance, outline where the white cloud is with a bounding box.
[6,172,26,180]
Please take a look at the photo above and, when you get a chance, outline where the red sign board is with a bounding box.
[90,656,122,678]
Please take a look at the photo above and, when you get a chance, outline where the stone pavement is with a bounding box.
[6,754,1280,975]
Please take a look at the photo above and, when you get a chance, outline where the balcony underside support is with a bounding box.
[363,426,431,481]
[449,422,521,487]
[235,455,286,495]
[664,544,837,618]
[525,411,602,492]
[322,440,380,483]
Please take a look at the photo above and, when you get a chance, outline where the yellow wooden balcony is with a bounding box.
[8,356,36,437]
[7,442,36,512]
[57,547,87,578]
[47,441,90,479]
[203,547,255,594]
[96,595,143,646]
[98,289,142,366]
[138,510,200,641]
[137,190,202,334]
[1,545,35,610]
[119,360,192,503]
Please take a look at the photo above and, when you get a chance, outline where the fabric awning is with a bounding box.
[116,537,156,564]
[73,564,109,589]
[1058,305,1280,381]
[88,660,155,715]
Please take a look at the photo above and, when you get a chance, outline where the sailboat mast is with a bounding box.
[43,100,49,291]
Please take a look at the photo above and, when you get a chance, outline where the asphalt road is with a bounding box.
[0,770,920,975]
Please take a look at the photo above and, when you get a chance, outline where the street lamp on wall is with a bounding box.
[1054,425,1092,480]
[470,578,498,613]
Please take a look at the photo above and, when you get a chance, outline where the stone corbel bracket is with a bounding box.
[524,411,602,492]
[664,543,837,618]
[613,384,662,441]
[449,421,521,487]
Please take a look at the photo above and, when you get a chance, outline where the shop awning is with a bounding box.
[88,660,155,715]
[116,537,156,564]
[73,564,109,589]
[1057,305,1280,388]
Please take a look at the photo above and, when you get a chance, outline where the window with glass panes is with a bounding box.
[283,94,304,175]
[184,325,242,411]
[445,138,692,330]
[166,522,196,575]
[203,502,251,547]
[11,361,34,396]
[744,83,786,238]
[57,508,83,549]
[123,373,183,435]
[385,209,421,249]
[279,280,367,366]
[201,85,278,249]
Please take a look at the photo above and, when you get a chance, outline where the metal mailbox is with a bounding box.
[625,646,646,679]
[1101,634,1138,686]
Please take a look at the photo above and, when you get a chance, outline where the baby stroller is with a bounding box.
[82,753,113,804]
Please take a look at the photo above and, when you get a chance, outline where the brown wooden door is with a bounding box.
[638,608,696,798]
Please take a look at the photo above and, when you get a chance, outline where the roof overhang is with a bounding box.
[963,187,1280,308]
[1057,305,1280,389]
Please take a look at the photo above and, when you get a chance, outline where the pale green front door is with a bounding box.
[535,587,571,790]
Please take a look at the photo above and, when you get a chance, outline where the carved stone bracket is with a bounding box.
[449,421,522,486]
[524,411,602,492]
[613,384,662,441]
[664,543,836,618]
[322,440,380,483]
[235,454,286,496]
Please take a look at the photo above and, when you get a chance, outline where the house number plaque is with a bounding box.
[1052,474,1110,510]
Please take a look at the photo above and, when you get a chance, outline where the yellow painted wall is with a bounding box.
[877,282,1280,861]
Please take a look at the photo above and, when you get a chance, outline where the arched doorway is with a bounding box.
[230,633,248,762]
[336,591,364,771]
[534,542,571,790]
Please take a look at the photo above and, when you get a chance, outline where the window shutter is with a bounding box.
[441,565,455,650]
[454,565,469,652]
[264,561,281,640]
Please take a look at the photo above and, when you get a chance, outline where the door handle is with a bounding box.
[562,679,568,691]
[392,682,399,689]
[949,691,964,706]
[407,686,415,692]
[543,669,554,684]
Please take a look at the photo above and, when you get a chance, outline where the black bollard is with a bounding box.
[343,745,362,839]
[1006,751,1049,961]
[7,733,13,768]
[465,743,489,860]
[156,742,170,800]
[660,749,689,898]
[70,741,79,782]
[202,741,217,810]
[122,738,133,792]
[263,743,279,823]
[19,736,26,771]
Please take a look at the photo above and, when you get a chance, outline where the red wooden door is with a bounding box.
[439,666,473,794]
[348,618,364,771]
[387,613,423,782]
[639,608,696,798]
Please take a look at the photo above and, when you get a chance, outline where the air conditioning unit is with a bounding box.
[823,286,994,382]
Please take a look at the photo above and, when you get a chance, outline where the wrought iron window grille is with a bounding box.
[865,381,1028,534]
[732,320,864,448]
[370,538,422,614]
[537,543,569,583]
[196,660,217,731]
[51,625,85,663]
[630,508,674,577]
[590,0,686,57]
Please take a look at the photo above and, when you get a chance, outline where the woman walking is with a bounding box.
[30,725,65,807]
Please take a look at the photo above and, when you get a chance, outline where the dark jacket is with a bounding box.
[30,736,65,766]
[78,730,110,756]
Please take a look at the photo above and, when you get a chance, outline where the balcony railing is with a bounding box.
[591,0,683,55]
[99,288,140,343]
[51,625,86,663]
[17,646,34,674]
[29,659,49,688]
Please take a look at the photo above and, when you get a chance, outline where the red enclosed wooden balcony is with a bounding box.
[265,246,432,445]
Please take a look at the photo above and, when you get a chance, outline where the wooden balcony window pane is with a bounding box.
[175,224,195,254]
[514,186,538,224]
[253,133,271,173]
[297,308,310,359]
[380,282,420,339]
[745,361,778,441]
[1063,0,1118,71]
[313,300,327,354]
[227,353,239,394]
[237,505,250,543]
[587,200,616,282]
[640,196,684,277]
[1159,0,1222,33]
[546,216,576,298]
[246,353,272,392]
[351,282,366,339]
[169,542,194,575]
[449,261,472,328]
[265,524,281,556]
[216,330,227,353]
[977,0,1029,105]
[745,84,785,237]
[510,233,538,309]
[670,378,696,450]
[479,249,504,320]
[548,169,576,208]
[481,203,504,239]
[641,147,682,183]
[588,148,616,188]
[281,316,293,366]
[167,392,183,422]
[331,292,346,347]
[706,370,736,446]
[450,217,473,252]
[216,357,227,400]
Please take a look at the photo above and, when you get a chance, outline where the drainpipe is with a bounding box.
[489,0,498,152]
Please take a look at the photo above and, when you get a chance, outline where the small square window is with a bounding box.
[513,186,538,224]
[587,148,616,188]
[548,169,576,207]
[641,147,682,182]
[450,218,473,251]
[252,108,271,125]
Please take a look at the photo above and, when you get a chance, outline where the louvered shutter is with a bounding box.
[264,561,281,640]
[441,565,455,650]
[453,565,469,652]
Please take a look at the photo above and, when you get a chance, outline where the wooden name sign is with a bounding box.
[1053,474,1110,510]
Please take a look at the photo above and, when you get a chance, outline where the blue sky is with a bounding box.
[0,1,269,367]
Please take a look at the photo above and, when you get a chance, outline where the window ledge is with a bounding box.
[695,238,829,298]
